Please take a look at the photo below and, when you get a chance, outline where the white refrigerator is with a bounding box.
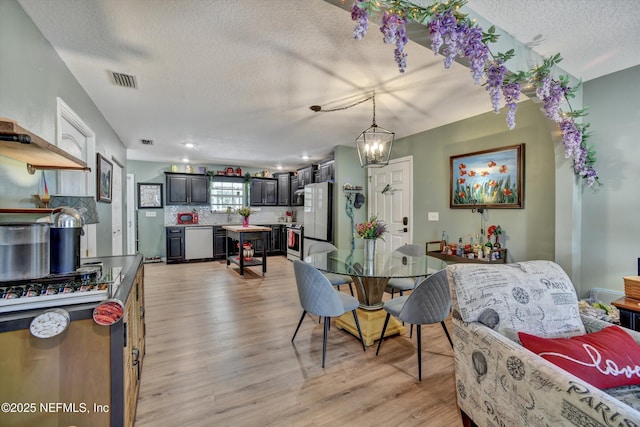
[303,182,333,256]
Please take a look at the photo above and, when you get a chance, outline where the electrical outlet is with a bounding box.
[427,211,439,221]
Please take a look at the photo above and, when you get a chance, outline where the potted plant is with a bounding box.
[355,215,387,261]
[237,207,252,227]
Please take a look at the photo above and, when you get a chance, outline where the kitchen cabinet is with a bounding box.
[250,178,277,206]
[165,172,210,205]
[317,159,335,183]
[123,264,145,427]
[0,255,144,427]
[276,172,291,206]
[213,226,228,258]
[166,227,185,263]
[296,165,316,189]
[246,224,283,255]
[280,225,288,253]
[290,176,303,206]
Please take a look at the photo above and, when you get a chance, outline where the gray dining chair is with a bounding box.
[306,242,354,296]
[376,269,453,380]
[385,244,425,298]
[291,260,366,368]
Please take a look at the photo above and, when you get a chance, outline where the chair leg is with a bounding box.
[390,289,395,299]
[322,316,329,368]
[441,321,453,348]
[292,311,307,342]
[348,283,354,296]
[417,324,422,381]
[410,324,413,339]
[351,310,366,352]
[376,313,391,356]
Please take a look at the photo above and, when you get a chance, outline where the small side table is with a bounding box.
[611,297,640,332]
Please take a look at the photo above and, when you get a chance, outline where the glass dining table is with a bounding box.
[305,248,448,346]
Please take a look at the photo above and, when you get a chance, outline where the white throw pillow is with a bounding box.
[447,260,585,342]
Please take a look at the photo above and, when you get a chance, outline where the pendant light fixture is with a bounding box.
[354,91,394,167]
[309,90,394,168]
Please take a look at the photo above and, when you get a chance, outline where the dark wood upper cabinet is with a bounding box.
[165,172,210,205]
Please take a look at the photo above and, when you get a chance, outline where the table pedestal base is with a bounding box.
[336,308,405,347]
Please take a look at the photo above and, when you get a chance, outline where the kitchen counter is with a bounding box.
[164,222,300,227]
[222,225,272,232]
[0,254,145,427]
[223,226,272,276]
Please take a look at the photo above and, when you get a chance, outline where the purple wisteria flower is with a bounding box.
[559,118,583,159]
[463,25,489,84]
[541,80,568,123]
[428,10,463,69]
[380,11,408,72]
[486,60,506,113]
[351,0,369,40]
[502,82,521,130]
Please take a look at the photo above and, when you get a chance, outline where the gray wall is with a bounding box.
[0,0,127,257]
[391,100,556,264]
[334,145,368,250]
[581,65,640,294]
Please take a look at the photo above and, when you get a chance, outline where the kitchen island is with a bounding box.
[224,225,272,276]
[0,254,144,427]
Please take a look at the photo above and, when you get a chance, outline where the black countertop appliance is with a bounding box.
[50,207,82,274]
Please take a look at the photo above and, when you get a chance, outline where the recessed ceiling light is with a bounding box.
[302,155,309,161]
[277,165,283,170]
[183,142,197,148]
[182,158,189,163]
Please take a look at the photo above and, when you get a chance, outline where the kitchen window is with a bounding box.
[210,179,246,212]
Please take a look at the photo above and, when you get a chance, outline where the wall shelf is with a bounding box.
[0,119,90,174]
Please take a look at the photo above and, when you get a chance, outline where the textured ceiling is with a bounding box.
[17,0,640,170]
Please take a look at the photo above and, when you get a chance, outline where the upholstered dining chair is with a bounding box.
[306,242,354,296]
[376,269,453,380]
[291,260,366,368]
[385,244,425,298]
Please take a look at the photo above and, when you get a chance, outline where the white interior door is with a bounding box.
[57,98,97,258]
[126,174,136,255]
[368,156,413,253]
[112,161,123,256]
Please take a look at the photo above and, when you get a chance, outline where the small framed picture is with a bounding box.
[96,153,113,203]
[137,183,163,209]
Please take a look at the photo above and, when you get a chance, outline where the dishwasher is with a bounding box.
[185,226,214,260]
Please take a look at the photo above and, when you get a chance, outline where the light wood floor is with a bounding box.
[134,256,462,427]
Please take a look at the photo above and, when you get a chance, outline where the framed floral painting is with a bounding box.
[450,144,524,209]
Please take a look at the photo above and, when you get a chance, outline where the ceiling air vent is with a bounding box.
[111,71,137,89]
[140,139,153,145]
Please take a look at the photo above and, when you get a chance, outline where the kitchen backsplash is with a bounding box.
[164,206,303,225]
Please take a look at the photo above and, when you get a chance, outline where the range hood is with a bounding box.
[0,119,90,174]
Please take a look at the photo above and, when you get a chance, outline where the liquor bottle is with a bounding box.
[440,230,447,252]
[493,234,501,259]
[484,239,493,258]
[457,238,464,257]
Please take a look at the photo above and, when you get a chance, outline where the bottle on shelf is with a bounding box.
[493,235,502,259]
[457,237,464,257]
[484,239,493,258]
[440,230,447,252]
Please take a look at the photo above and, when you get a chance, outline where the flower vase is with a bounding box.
[242,216,249,227]
[363,238,376,262]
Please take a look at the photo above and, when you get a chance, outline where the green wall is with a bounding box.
[391,100,556,263]
[334,145,368,250]
[0,0,127,257]
[581,65,640,294]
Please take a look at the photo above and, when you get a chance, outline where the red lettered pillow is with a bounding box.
[519,326,640,389]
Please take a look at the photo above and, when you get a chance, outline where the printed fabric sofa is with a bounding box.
[446,260,640,427]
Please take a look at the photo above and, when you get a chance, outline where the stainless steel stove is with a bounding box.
[285,224,303,261]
